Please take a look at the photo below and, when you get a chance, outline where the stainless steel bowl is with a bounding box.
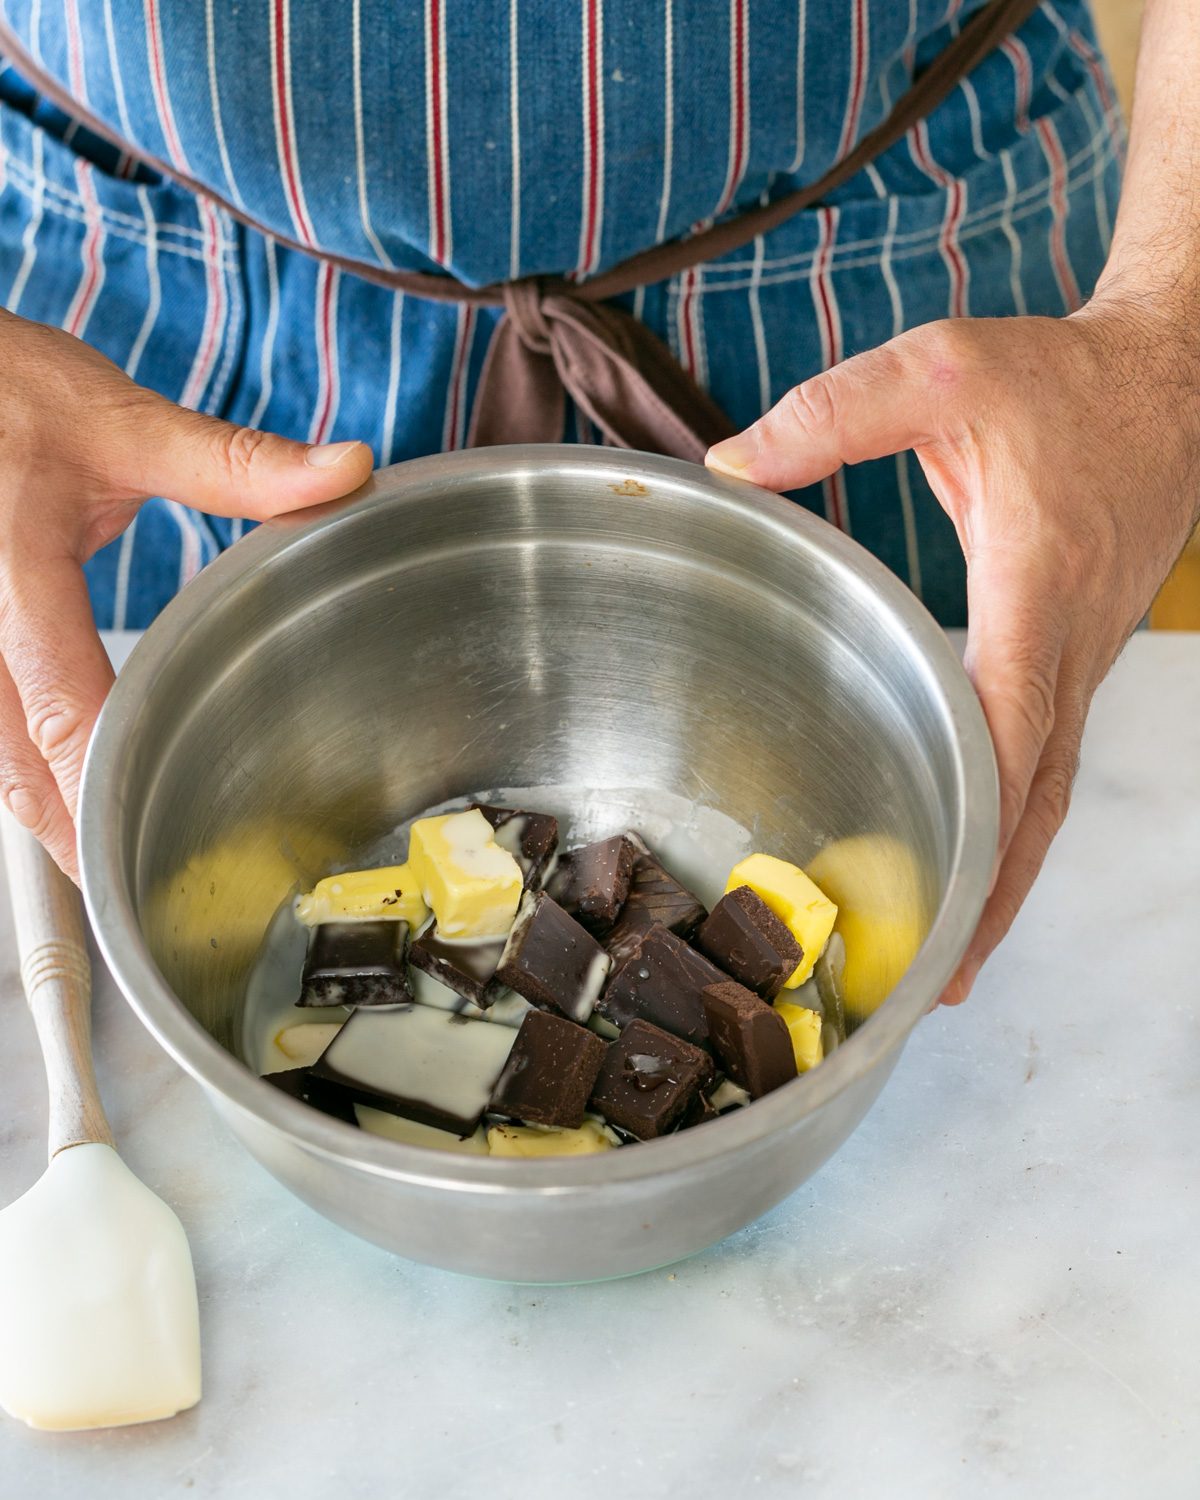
[79,447,997,1282]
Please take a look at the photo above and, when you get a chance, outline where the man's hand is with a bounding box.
[0,308,374,880]
[707,301,1200,1003]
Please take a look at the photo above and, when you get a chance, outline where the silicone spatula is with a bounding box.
[0,813,201,1430]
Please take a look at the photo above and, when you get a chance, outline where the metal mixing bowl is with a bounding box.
[79,447,997,1282]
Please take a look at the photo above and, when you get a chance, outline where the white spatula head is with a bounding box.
[0,1143,201,1431]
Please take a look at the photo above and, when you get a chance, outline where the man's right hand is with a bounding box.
[0,308,374,880]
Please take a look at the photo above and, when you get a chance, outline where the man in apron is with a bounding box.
[0,1,1193,1002]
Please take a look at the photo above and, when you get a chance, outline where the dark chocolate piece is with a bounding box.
[546,835,635,934]
[589,1019,713,1139]
[679,1087,720,1131]
[694,887,803,1001]
[490,1010,608,1129]
[311,1004,516,1136]
[602,833,708,968]
[298,920,413,1008]
[496,892,611,1023]
[264,1066,358,1124]
[701,980,797,1098]
[409,924,506,1007]
[594,923,727,1050]
[472,803,559,888]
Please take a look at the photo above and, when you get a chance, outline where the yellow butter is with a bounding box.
[807,835,927,1021]
[355,1106,489,1155]
[725,852,838,987]
[487,1120,616,1157]
[275,1022,345,1067]
[295,862,429,928]
[773,1002,824,1073]
[407,809,523,939]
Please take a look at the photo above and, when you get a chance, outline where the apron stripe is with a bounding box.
[654,0,675,242]
[787,0,806,173]
[835,0,868,160]
[713,0,749,218]
[63,161,106,338]
[308,261,341,444]
[353,0,392,268]
[442,302,475,451]
[381,290,405,464]
[144,0,189,167]
[1002,34,1032,133]
[747,217,770,416]
[998,148,1028,314]
[180,197,225,409]
[508,0,522,280]
[7,131,44,314]
[425,0,452,266]
[206,0,243,207]
[576,0,605,275]
[1035,114,1079,311]
[809,204,848,532]
[249,236,281,430]
[910,118,969,319]
[271,0,316,245]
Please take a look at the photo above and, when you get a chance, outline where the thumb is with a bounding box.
[114,395,375,521]
[705,332,941,492]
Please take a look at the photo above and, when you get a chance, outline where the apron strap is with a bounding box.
[0,0,1041,461]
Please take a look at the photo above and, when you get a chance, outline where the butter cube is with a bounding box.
[407,810,523,939]
[773,1002,824,1073]
[487,1120,617,1157]
[296,863,429,929]
[275,1022,345,1067]
[725,853,838,987]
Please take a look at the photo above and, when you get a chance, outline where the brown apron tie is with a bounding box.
[0,0,1041,461]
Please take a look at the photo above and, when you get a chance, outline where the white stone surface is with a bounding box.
[1,634,1198,1498]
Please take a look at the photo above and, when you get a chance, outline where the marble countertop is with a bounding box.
[2,633,1198,1498]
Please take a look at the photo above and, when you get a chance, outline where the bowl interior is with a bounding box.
[86,449,994,1095]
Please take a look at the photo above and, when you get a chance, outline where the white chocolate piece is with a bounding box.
[487,1120,617,1157]
[0,1144,201,1431]
[318,1005,517,1133]
[274,1022,345,1067]
[709,1078,751,1112]
[295,863,429,928]
[355,1106,489,1154]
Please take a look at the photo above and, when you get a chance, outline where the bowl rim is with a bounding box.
[80,446,999,1194]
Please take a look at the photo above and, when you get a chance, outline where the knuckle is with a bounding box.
[782,375,842,439]
[24,690,90,768]
[212,424,270,486]
[904,320,976,394]
[0,771,60,846]
[1037,747,1079,830]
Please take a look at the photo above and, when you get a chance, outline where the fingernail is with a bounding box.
[305,440,362,469]
[706,430,759,475]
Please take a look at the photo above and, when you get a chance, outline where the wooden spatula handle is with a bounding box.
[1,812,114,1159]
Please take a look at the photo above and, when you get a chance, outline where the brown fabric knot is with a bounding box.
[503,277,555,357]
[468,277,736,460]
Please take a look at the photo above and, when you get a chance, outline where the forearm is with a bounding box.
[1093,0,1200,315]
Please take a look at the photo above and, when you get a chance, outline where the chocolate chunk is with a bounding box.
[680,1087,720,1131]
[496,891,611,1023]
[547,835,635,934]
[602,834,707,968]
[472,804,559,888]
[595,923,727,1050]
[264,1066,358,1124]
[490,1010,608,1129]
[298,920,413,1008]
[694,887,803,1001]
[311,1004,517,1136]
[409,924,506,1007]
[701,981,797,1098]
[589,1019,713,1139]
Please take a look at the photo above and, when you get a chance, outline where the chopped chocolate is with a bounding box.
[311,1004,517,1136]
[589,1019,713,1139]
[490,1010,608,1129]
[298,920,413,1007]
[694,887,803,1001]
[496,891,611,1023]
[547,835,635,934]
[264,1066,358,1124]
[472,803,559,888]
[602,833,707,968]
[595,923,727,1050]
[702,981,797,1098]
[409,924,506,1007]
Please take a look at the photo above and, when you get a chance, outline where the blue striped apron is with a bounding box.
[0,1,1122,626]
